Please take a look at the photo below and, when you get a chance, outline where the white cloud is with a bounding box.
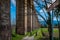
[53,17,56,20]
[39,9,43,13]
[11,0,16,6]
[47,0,56,8]
[52,0,56,3]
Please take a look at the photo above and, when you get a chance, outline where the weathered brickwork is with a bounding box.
[0,0,11,40]
[27,0,31,32]
[16,0,41,34]
[32,10,40,30]
[16,0,25,34]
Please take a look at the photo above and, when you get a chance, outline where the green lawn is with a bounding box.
[12,28,25,40]
[35,28,59,40]
[12,28,59,40]
[41,28,59,32]
[12,34,25,40]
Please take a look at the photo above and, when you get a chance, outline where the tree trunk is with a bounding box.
[47,12,53,40]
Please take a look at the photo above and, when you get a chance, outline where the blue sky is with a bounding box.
[33,0,58,21]
[11,0,16,25]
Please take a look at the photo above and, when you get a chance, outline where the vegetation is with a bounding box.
[12,28,59,40]
[12,28,25,40]
[33,0,60,40]
[34,28,59,40]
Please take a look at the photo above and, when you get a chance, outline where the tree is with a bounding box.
[33,0,57,40]
[54,6,60,39]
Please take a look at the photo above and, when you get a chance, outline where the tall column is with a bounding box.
[25,0,27,34]
[0,0,11,40]
[31,0,33,32]
[27,0,32,32]
[16,0,25,34]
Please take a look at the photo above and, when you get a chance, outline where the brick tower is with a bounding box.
[16,0,25,34]
[0,0,11,40]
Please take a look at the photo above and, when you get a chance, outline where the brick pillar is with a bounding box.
[25,0,27,34]
[27,0,31,32]
[16,0,25,34]
[0,0,11,40]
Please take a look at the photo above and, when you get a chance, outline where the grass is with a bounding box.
[12,28,59,40]
[12,34,25,40]
[12,28,25,40]
[35,28,59,40]
[34,29,43,40]
[41,28,59,32]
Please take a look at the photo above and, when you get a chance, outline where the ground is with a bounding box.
[12,28,59,40]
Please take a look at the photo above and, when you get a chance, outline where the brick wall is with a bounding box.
[16,0,25,34]
[27,0,31,32]
[0,0,11,40]
[16,0,41,34]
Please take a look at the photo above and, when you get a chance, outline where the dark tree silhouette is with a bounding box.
[54,7,60,39]
[33,0,60,40]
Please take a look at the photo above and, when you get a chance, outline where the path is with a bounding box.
[22,36,34,40]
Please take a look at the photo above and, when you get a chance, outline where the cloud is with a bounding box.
[47,0,56,8]
[53,17,56,20]
[52,0,56,3]
[11,0,16,6]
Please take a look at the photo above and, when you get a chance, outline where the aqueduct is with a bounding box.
[16,0,40,35]
[0,0,40,40]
